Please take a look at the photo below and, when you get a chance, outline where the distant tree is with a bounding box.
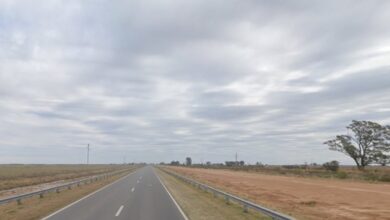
[170,161,180,166]
[206,161,211,166]
[374,152,390,166]
[256,162,264,167]
[239,161,245,166]
[185,157,192,166]
[323,160,339,172]
[324,120,390,170]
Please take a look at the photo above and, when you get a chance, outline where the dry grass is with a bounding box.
[188,165,390,182]
[0,164,130,191]
[157,169,270,220]
[167,166,390,220]
[0,170,134,220]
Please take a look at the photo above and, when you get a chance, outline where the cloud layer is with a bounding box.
[1,0,390,164]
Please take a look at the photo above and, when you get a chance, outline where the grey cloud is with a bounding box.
[191,105,264,121]
[1,0,390,164]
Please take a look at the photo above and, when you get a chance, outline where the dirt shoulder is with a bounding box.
[166,166,390,220]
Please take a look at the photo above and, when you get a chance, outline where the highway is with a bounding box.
[42,166,187,220]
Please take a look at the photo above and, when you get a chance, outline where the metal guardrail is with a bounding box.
[161,168,295,220]
[0,167,135,205]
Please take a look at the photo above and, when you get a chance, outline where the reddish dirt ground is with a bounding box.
[167,166,390,220]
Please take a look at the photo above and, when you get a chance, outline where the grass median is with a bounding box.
[0,169,135,220]
[0,164,131,191]
[156,169,270,220]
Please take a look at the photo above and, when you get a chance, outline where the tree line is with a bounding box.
[164,120,390,171]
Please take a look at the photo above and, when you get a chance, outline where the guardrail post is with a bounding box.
[40,193,44,198]
[243,204,248,213]
[17,199,22,205]
[56,188,60,193]
[213,192,217,198]
[225,195,230,204]
[68,185,72,190]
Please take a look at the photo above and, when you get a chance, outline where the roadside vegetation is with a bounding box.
[165,120,390,182]
[157,169,270,220]
[174,164,390,182]
[165,166,390,220]
[0,164,132,191]
[324,120,390,169]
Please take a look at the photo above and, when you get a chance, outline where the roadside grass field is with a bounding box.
[0,170,135,220]
[166,166,390,220]
[188,164,390,182]
[157,169,271,220]
[0,164,131,191]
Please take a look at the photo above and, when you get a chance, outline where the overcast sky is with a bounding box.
[1,1,390,164]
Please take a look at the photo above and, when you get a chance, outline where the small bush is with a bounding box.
[300,200,317,206]
[379,174,390,182]
[363,172,380,181]
[336,171,348,179]
[323,160,339,172]
[282,165,301,169]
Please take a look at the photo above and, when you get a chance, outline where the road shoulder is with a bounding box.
[156,168,270,220]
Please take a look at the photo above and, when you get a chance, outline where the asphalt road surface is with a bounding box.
[42,166,187,220]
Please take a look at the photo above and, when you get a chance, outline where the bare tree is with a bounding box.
[324,120,390,170]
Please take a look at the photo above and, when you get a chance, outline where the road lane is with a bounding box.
[42,166,186,220]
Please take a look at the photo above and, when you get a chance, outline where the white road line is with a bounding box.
[115,205,124,217]
[154,168,189,220]
[137,180,140,183]
[131,187,135,192]
[41,171,136,220]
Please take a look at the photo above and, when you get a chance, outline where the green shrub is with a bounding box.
[336,171,347,179]
[363,172,380,181]
[379,174,390,182]
[323,160,339,172]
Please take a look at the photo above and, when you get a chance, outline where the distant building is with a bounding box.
[186,157,192,166]
[225,160,245,166]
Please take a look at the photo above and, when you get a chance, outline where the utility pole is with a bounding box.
[87,144,90,165]
[235,152,238,165]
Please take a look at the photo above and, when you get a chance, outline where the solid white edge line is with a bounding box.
[131,187,135,192]
[115,205,124,217]
[153,168,189,220]
[41,171,136,220]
